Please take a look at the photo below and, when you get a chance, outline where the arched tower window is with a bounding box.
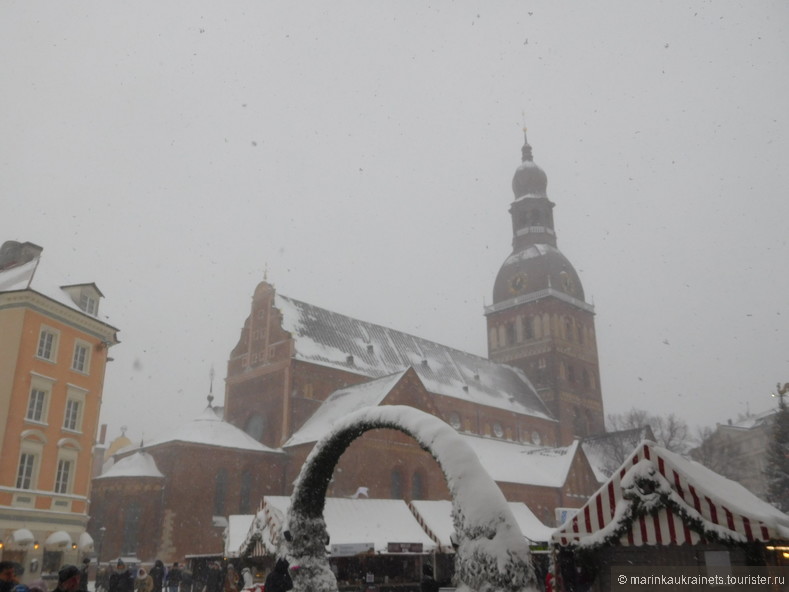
[524,316,534,339]
[245,414,266,442]
[489,327,498,350]
[506,323,516,346]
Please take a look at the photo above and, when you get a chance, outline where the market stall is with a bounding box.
[552,440,789,591]
[238,496,438,592]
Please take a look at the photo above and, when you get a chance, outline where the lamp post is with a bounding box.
[774,382,788,406]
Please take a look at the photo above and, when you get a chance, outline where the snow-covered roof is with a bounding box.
[459,435,579,488]
[95,450,164,479]
[554,440,789,547]
[225,515,256,558]
[409,500,555,549]
[245,496,437,556]
[144,406,282,453]
[274,293,551,419]
[723,408,776,431]
[0,252,116,328]
[284,371,407,447]
[581,427,654,483]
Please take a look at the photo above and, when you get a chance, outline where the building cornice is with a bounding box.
[484,287,594,315]
[0,291,119,344]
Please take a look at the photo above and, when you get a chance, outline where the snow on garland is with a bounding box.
[576,459,747,550]
[285,405,539,592]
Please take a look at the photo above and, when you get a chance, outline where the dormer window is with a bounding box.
[79,292,97,315]
[61,283,102,316]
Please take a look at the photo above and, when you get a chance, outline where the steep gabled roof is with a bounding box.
[274,293,552,419]
[284,371,408,447]
[581,426,656,483]
[554,440,789,547]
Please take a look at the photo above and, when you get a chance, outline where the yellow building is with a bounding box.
[0,241,119,582]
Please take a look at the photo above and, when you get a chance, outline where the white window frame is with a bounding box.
[26,374,54,425]
[26,388,48,422]
[16,452,37,489]
[54,458,73,494]
[71,341,91,374]
[36,326,60,361]
[79,292,98,315]
[63,386,87,433]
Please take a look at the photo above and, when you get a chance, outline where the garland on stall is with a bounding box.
[574,459,747,551]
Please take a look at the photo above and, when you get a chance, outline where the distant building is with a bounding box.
[0,241,119,581]
[690,408,776,500]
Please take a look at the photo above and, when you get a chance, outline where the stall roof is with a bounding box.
[409,500,555,551]
[240,496,437,557]
[226,515,256,558]
[553,440,789,547]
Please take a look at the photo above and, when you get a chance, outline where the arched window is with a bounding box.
[582,369,591,389]
[390,469,404,499]
[121,501,141,555]
[239,471,253,513]
[489,327,498,350]
[506,323,516,346]
[214,469,227,515]
[411,471,425,500]
[524,316,533,339]
[245,414,266,442]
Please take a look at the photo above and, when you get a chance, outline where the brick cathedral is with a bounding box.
[90,134,606,562]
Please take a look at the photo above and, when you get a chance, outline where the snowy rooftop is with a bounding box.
[225,514,256,558]
[0,251,116,328]
[274,293,551,418]
[409,499,555,549]
[143,406,283,453]
[251,496,438,555]
[581,427,654,483]
[284,372,407,447]
[95,450,164,479]
[459,435,579,488]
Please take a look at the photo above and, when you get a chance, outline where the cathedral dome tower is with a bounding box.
[486,131,605,443]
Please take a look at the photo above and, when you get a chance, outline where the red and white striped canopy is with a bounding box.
[554,441,789,547]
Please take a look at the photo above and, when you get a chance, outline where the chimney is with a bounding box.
[0,241,43,271]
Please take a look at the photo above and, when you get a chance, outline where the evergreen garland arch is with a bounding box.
[284,405,538,592]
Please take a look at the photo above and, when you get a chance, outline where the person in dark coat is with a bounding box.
[109,560,134,592]
[263,559,292,592]
[204,563,223,592]
[79,558,91,591]
[0,562,19,592]
[166,563,182,592]
[54,565,85,592]
[149,561,165,592]
[180,566,193,592]
[419,565,438,592]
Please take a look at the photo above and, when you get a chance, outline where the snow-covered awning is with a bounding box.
[240,496,437,557]
[553,441,789,547]
[12,528,35,546]
[78,532,94,552]
[409,500,555,552]
[45,530,72,548]
[225,515,255,558]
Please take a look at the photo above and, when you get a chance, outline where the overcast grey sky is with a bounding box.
[2,2,788,444]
